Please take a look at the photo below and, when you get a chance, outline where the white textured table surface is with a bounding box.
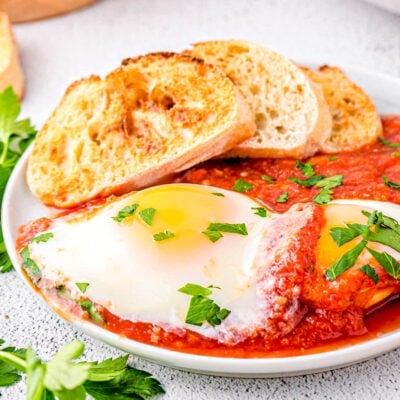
[1,0,400,399]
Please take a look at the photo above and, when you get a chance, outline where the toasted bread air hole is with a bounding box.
[151,85,175,110]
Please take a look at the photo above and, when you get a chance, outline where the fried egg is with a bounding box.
[24,184,400,345]
[24,183,319,344]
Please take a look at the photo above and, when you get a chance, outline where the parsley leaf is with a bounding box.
[212,192,225,197]
[202,222,248,242]
[178,283,230,327]
[359,264,379,284]
[366,247,400,280]
[325,239,368,281]
[288,175,325,187]
[75,282,90,293]
[153,230,175,242]
[251,207,267,217]
[330,224,367,246]
[138,208,156,226]
[261,174,276,183]
[30,232,54,243]
[85,368,165,400]
[378,137,400,148]
[0,339,164,399]
[0,87,36,273]
[276,192,289,203]
[382,174,400,189]
[313,174,343,204]
[112,203,139,222]
[206,222,248,235]
[20,246,41,276]
[232,178,253,192]
[78,300,105,324]
[295,160,315,177]
[202,230,223,243]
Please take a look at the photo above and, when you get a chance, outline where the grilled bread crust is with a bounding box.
[301,65,382,153]
[184,39,332,159]
[26,53,255,208]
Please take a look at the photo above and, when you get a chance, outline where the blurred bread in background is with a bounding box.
[0,12,24,98]
[0,0,97,22]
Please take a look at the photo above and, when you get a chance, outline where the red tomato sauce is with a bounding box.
[180,116,400,212]
[17,115,400,358]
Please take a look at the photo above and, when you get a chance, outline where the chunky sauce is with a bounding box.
[18,115,400,358]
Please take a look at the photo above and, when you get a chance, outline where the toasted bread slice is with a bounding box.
[184,40,332,159]
[301,65,382,153]
[27,53,255,208]
[0,12,24,98]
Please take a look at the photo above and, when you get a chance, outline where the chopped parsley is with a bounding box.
[382,174,400,189]
[326,209,400,281]
[178,283,231,327]
[112,203,138,222]
[202,222,248,242]
[378,137,400,148]
[312,174,343,204]
[153,230,175,242]
[276,191,289,203]
[295,160,315,177]
[75,282,90,293]
[359,264,379,284]
[232,178,253,192]
[78,300,105,324]
[20,246,41,276]
[288,175,325,187]
[212,192,225,197]
[30,232,54,243]
[138,207,156,226]
[328,155,339,161]
[251,207,267,217]
[261,174,276,183]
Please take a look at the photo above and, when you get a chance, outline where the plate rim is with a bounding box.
[3,64,400,377]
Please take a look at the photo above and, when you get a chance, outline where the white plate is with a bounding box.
[3,66,400,378]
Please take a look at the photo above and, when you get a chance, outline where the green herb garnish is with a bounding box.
[295,160,315,177]
[232,178,253,192]
[328,155,339,161]
[153,230,175,242]
[359,264,379,284]
[325,240,368,281]
[367,248,400,280]
[212,192,225,197]
[0,87,36,273]
[202,222,248,242]
[378,137,400,148]
[276,192,289,203]
[288,175,325,187]
[20,246,41,276]
[30,232,54,243]
[312,174,344,204]
[0,339,164,399]
[382,174,400,189]
[138,208,156,226]
[178,283,230,327]
[261,174,276,183]
[326,209,400,281]
[112,203,139,222]
[78,300,105,325]
[251,207,267,217]
[75,282,90,294]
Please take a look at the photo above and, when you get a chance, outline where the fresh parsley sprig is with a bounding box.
[0,87,36,273]
[178,283,230,327]
[202,222,248,242]
[0,339,164,399]
[290,160,343,204]
[325,209,400,281]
